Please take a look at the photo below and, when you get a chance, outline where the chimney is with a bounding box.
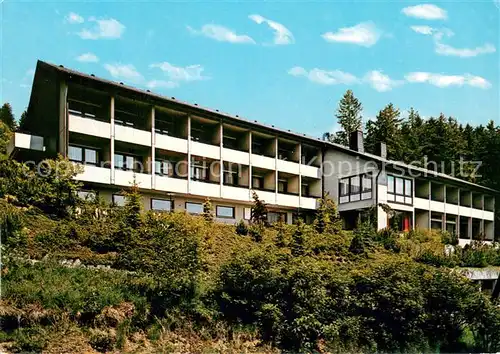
[349,130,364,153]
[377,142,387,159]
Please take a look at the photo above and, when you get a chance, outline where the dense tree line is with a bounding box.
[326,91,500,190]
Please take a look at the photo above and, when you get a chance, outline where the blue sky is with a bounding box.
[1,1,499,137]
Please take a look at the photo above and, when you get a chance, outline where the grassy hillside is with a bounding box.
[1,159,500,353]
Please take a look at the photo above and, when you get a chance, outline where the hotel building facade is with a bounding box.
[8,61,497,245]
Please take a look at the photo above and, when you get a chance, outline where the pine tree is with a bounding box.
[326,90,363,146]
[365,103,403,161]
[0,103,16,131]
[202,198,215,222]
[18,110,28,131]
[251,191,268,225]
[400,108,425,164]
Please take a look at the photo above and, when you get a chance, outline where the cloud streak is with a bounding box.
[150,62,209,83]
[405,72,491,89]
[66,12,84,24]
[322,22,381,47]
[76,52,99,63]
[78,18,125,40]
[364,71,403,92]
[103,63,143,83]
[187,24,255,44]
[402,4,447,20]
[288,66,359,85]
[249,14,294,45]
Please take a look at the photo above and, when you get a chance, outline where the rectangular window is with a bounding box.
[301,183,310,197]
[155,160,171,176]
[186,202,203,214]
[69,146,83,162]
[69,145,98,165]
[223,170,238,186]
[387,175,413,205]
[278,180,288,193]
[77,190,97,201]
[151,198,173,211]
[268,211,287,223]
[339,173,372,203]
[112,194,125,207]
[244,207,252,220]
[216,206,235,219]
[191,161,208,181]
[252,176,264,189]
[114,153,138,171]
[387,175,395,193]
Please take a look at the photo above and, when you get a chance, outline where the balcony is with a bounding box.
[155,175,188,194]
[69,114,111,139]
[155,134,188,154]
[115,124,151,147]
[300,196,318,209]
[301,164,321,178]
[191,140,220,160]
[74,165,111,185]
[7,132,44,155]
[276,193,299,208]
[114,169,152,189]
[190,180,220,198]
[253,189,276,205]
[221,185,251,202]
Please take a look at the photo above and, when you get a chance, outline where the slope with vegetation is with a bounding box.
[1,151,500,353]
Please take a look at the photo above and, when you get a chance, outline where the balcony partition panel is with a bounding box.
[460,190,472,207]
[446,186,459,204]
[223,125,249,152]
[431,183,444,202]
[190,117,219,146]
[114,97,150,131]
[154,108,188,139]
[415,179,430,199]
[472,193,483,210]
[252,133,276,158]
[301,144,321,167]
[278,139,299,162]
[67,84,110,122]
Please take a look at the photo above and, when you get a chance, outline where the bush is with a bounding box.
[235,220,248,236]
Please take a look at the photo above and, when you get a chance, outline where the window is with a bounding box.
[216,206,235,219]
[191,161,208,181]
[151,198,173,211]
[278,179,288,194]
[252,175,264,189]
[268,212,287,223]
[115,153,139,171]
[338,174,372,203]
[301,183,310,197]
[186,202,203,214]
[244,207,252,220]
[223,169,239,186]
[387,175,413,205]
[112,194,125,207]
[69,145,98,165]
[155,160,171,176]
[77,190,97,201]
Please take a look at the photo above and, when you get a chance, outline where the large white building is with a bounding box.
[8,61,497,245]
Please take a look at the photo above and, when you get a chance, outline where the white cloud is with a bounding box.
[364,70,403,92]
[78,18,125,40]
[288,66,359,85]
[76,52,99,63]
[411,26,495,58]
[150,62,209,82]
[146,80,178,89]
[248,14,294,45]
[434,41,496,57]
[411,25,435,35]
[402,4,447,20]
[66,12,84,24]
[322,22,381,47]
[103,63,143,83]
[405,72,491,89]
[187,24,255,44]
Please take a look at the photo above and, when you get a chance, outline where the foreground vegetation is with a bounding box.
[1,154,500,353]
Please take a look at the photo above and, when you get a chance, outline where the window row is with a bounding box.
[339,174,373,204]
[387,175,413,205]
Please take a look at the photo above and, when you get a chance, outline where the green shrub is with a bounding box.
[235,219,248,236]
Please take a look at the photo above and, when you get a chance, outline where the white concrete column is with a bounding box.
[58,81,68,156]
[248,131,252,200]
[187,114,192,193]
[150,107,156,189]
[110,96,115,184]
[274,137,278,204]
[219,123,223,198]
[298,144,302,204]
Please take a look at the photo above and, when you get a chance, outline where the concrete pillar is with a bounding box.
[187,115,191,192]
[110,96,115,184]
[468,217,473,240]
[58,81,68,156]
[248,131,253,200]
[219,123,223,197]
[150,107,156,188]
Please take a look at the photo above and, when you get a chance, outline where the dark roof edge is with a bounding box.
[36,60,498,194]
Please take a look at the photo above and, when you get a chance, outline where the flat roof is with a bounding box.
[30,60,498,194]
